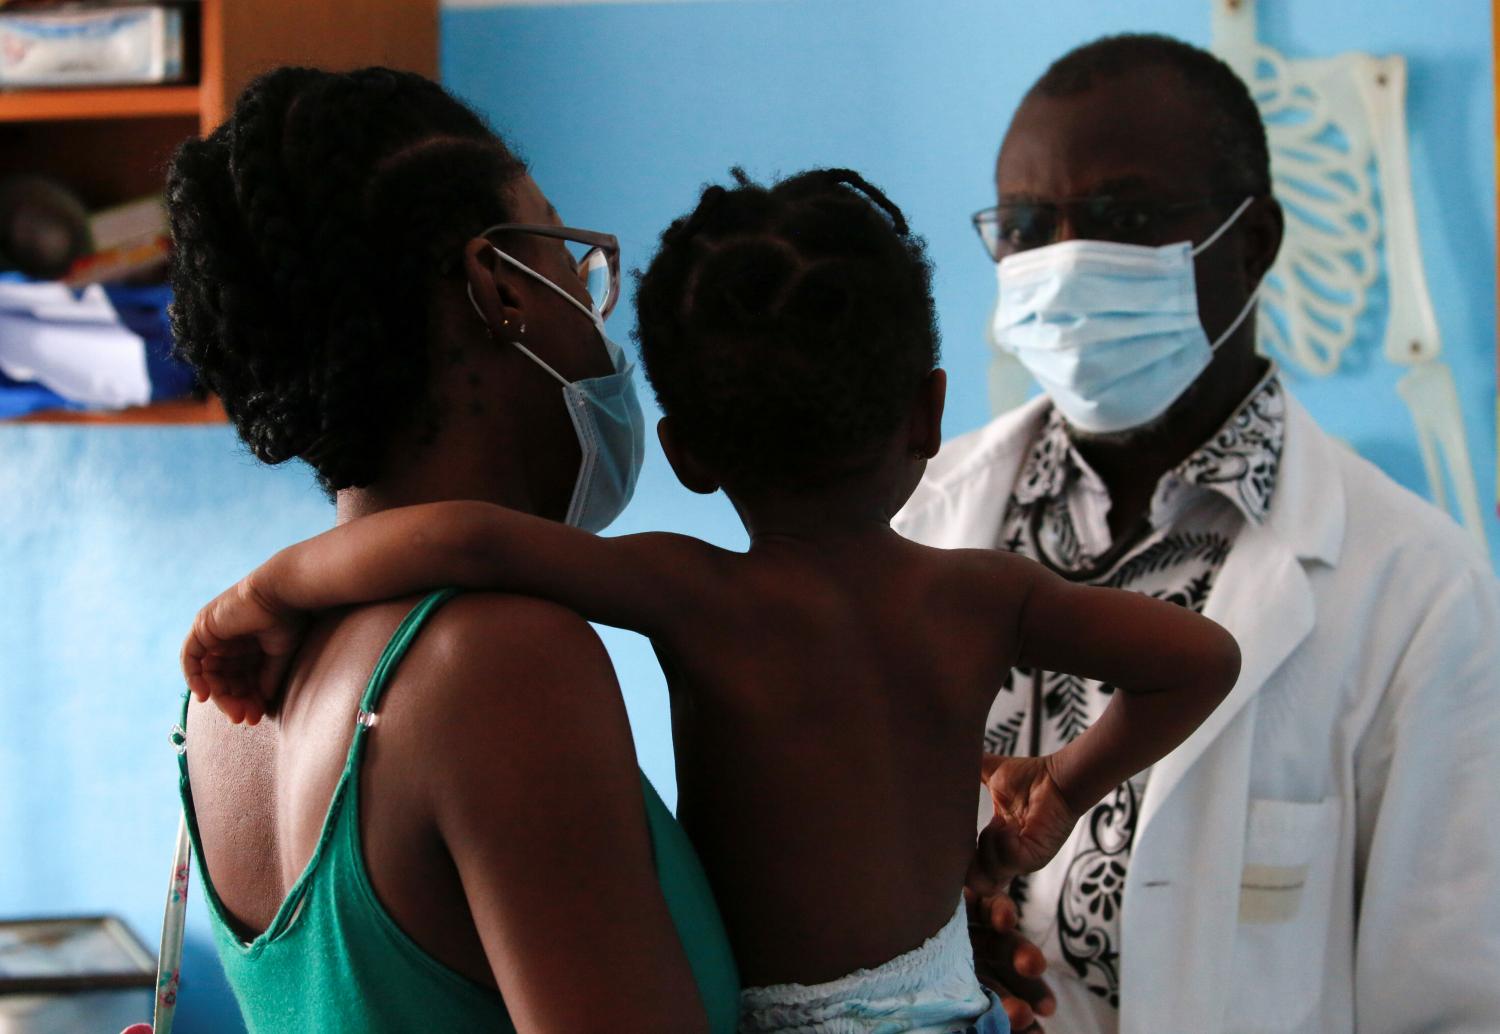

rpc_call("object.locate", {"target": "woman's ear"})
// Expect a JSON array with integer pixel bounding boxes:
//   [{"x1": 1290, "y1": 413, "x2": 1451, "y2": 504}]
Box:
[
  {"x1": 909, "y1": 368, "x2": 946, "y2": 460},
  {"x1": 462, "y1": 236, "x2": 525, "y2": 338},
  {"x1": 658, "y1": 417, "x2": 720, "y2": 495}
]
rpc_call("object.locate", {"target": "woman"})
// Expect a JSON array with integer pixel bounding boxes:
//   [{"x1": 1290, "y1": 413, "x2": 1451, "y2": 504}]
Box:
[{"x1": 168, "y1": 66, "x2": 738, "y2": 1032}]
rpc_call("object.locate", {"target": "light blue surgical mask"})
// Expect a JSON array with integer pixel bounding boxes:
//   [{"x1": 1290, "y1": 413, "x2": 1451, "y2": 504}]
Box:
[
  {"x1": 469, "y1": 249, "x2": 646, "y2": 533},
  {"x1": 991, "y1": 196, "x2": 1258, "y2": 433}
]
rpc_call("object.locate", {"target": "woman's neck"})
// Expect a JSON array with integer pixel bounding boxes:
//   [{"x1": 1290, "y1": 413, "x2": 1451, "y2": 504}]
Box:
[{"x1": 335, "y1": 434, "x2": 545, "y2": 525}]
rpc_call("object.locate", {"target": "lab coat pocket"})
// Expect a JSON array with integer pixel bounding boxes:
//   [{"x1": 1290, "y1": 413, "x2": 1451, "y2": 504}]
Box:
[{"x1": 1225, "y1": 797, "x2": 1339, "y2": 1034}]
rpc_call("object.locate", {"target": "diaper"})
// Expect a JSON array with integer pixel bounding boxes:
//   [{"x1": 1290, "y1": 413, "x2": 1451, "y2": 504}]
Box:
[{"x1": 738, "y1": 899, "x2": 1005, "y2": 1034}]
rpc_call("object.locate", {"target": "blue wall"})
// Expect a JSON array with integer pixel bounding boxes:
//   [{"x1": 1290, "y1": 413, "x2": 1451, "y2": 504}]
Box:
[
  {"x1": 2, "y1": 2, "x2": 1492, "y2": 1030},
  {"x1": 0, "y1": 428, "x2": 329, "y2": 1032}
]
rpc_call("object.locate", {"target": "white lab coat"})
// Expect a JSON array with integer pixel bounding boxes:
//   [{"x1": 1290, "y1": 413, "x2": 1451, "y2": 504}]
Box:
[{"x1": 895, "y1": 395, "x2": 1500, "y2": 1034}]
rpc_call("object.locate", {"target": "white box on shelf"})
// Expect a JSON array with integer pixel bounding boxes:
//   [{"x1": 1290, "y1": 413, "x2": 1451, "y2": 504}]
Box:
[{"x1": 0, "y1": 6, "x2": 186, "y2": 89}]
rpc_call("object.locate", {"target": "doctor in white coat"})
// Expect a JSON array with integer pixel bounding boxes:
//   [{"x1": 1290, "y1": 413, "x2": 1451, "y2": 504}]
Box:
[{"x1": 898, "y1": 34, "x2": 1500, "y2": 1034}]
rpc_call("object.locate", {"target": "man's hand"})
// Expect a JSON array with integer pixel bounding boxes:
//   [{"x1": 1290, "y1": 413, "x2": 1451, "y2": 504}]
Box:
[
  {"x1": 965, "y1": 752, "x2": 1091, "y2": 1032},
  {"x1": 966, "y1": 831, "x2": 1055, "y2": 1032},
  {"x1": 181, "y1": 575, "x2": 307, "y2": 724}
]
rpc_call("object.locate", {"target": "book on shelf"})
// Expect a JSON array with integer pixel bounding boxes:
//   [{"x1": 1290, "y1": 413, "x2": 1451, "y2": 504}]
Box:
[{"x1": 65, "y1": 194, "x2": 169, "y2": 286}]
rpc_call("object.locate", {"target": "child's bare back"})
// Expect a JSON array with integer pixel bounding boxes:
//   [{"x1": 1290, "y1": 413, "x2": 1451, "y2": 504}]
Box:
[
  {"x1": 611, "y1": 525, "x2": 1233, "y2": 987},
  {"x1": 660, "y1": 530, "x2": 1023, "y2": 985}
]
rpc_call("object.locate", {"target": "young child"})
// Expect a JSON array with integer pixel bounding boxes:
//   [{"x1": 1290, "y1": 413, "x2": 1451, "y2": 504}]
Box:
[{"x1": 184, "y1": 169, "x2": 1239, "y2": 1034}]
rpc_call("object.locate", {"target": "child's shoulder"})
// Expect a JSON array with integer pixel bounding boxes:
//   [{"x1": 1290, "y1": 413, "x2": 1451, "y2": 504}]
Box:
[
  {"x1": 924, "y1": 542, "x2": 1044, "y2": 582},
  {"x1": 915, "y1": 544, "x2": 1047, "y2": 612}
]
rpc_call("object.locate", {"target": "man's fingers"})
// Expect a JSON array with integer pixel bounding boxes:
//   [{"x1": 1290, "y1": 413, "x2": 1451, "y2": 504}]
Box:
[
  {"x1": 1011, "y1": 937, "x2": 1047, "y2": 981},
  {"x1": 978, "y1": 962, "x2": 1052, "y2": 1014},
  {"x1": 974, "y1": 925, "x2": 1053, "y2": 1013},
  {"x1": 965, "y1": 857, "x2": 997, "y2": 906},
  {"x1": 993, "y1": 947, "x2": 1052, "y2": 1011},
  {"x1": 995, "y1": 988, "x2": 1036, "y2": 1032},
  {"x1": 985, "y1": 891, "x2": 1018, "y2": 933}
]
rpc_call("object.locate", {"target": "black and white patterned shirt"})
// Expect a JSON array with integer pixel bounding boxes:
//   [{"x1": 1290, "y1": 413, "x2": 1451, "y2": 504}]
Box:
[{"x1": 991, "y1": 372, "x2": 1285, "y2": 1028}]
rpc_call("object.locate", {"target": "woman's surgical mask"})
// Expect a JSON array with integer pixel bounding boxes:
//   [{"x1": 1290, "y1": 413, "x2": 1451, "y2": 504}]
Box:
[
  {"x1": 469, "y1": 247, "x2": 646, "y2": 533},
  {"x1": 990, "y1": 196, "x2": 1258, "y2": 434}
]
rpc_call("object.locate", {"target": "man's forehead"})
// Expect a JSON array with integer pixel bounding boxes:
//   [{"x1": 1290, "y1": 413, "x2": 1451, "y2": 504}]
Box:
[{"x1": 995, "y1": 70, "x2": 1219, "y2": 199}]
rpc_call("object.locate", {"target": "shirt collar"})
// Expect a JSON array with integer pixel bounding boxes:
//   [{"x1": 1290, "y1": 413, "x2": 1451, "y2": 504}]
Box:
[
  {"x1": 1013, "y1": 370, "x2": 1286, "y2": 526},
  {"x1": 1166, "y1": 370, "x2": 1284, "y2": 525}
]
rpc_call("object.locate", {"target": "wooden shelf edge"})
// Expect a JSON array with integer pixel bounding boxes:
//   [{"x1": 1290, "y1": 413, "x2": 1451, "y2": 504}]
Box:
[
  {"x1": 7, "y1": 396, "x2": 227, "y2": 425},
  {"x1": 0, "y1": 84, "x2": 201, "y2": 124}
]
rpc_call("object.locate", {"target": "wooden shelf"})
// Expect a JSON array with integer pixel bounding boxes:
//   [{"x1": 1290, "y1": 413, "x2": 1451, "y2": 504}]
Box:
[
  {"x1": 9, "y1": 395, "x2": 226, "y2": 425},
  {"x1": 0, "y1": 0, "x2": 438, "y2": 424},
  {"x1": 0, "y1": 85, "x2": 201, "y2": 124}
]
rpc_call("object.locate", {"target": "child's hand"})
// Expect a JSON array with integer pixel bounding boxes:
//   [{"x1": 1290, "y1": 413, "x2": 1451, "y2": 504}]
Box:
[
  {"x1": 979, "y1": 754, "x2": 1086, "y2": 880},
  {"x1": 181, "y1": 577, "x2": 307, "y2": 725}
]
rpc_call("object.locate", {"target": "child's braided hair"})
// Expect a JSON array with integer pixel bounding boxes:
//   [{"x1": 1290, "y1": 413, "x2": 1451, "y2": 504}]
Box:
[{"x1": 633, "y1": 168, "x2": 940, "y2": 492}]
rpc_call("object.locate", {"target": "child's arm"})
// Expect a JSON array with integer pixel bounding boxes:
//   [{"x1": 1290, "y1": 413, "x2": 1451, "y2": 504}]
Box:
[
  {"x1": 962, "y1": 551, "x2": 1240, "y2": 881},
  {"x1": 1012, "y1": 559, "x2": 1241, "y2": 812},
  {"x1": 254, "y1": 500, "x2": 711, "y2": 633},
  {"x1": 183, "y1": 500, "x2": 717, "y2": 715}
]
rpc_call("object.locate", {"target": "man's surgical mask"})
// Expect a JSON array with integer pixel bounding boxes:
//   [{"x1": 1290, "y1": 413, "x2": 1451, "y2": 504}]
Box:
[
  {"x1": 470, "y1": 249, "x2": 646, "y2": 533},
  {"x1": 990, "y1": 196, "x2": 1259, "y2": 434}
]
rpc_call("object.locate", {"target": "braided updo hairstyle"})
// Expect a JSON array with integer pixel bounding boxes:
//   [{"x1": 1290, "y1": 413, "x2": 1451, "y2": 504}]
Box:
[
  {"x1": 168, "y1": 66, "x2": 527, "y2": 493},
  {"x1": 633, "y1": 168, "x2": 939, "y2": 493}
]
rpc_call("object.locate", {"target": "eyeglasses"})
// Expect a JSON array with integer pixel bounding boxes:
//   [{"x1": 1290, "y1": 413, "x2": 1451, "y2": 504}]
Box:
[
  {"x1": 481, "y1": 223, "x2": 622, "y2": 320},
  {"x1": 970, "y1": 195, "x2": 1245, "y2": 261}
]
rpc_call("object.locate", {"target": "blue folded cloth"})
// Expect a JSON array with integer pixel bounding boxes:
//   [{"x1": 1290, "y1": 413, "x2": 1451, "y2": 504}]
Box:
[
  {"x1": 0, "y1": 274, "x2": 197, "y2": 414},
  {"x1": 105, "y1": 282, "x2": 195, "y2": 402},
  {"x1": 0, "y1": 368, "x2": 79, "y2": 418}
]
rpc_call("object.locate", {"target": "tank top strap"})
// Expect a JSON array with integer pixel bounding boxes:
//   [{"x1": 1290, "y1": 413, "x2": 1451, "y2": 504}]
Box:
[{"x1": 342, "y1": 588, "x2": 461, "y2": 775}]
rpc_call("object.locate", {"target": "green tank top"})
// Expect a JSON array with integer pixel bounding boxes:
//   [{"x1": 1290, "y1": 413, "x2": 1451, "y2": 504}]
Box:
[{"x1": 179, "y1": 589, "x2": 740, "y2": 1033}]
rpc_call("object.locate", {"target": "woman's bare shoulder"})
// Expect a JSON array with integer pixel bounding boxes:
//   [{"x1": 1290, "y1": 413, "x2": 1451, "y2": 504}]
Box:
[
  {"x1": 408, "y1": 592, "x2": 615, "y2": 687},
  {"x1": 376, "y1": 591, "x2": 638, "y2": 800}
]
